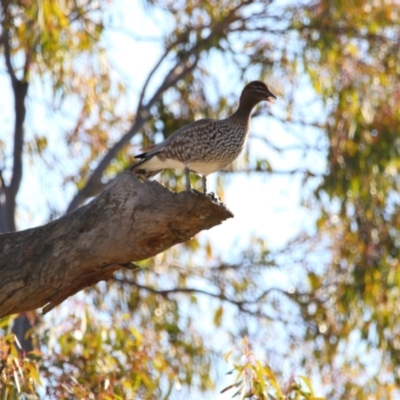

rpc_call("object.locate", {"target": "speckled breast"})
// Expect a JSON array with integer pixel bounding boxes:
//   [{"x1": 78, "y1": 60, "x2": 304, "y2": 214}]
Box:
[{"x1": 166, "y1": 118, "x2": 250, "y2": 168}]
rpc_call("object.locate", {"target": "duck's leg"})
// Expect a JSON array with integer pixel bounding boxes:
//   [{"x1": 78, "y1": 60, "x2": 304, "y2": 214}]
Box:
[
  {"x1": 202, "y1": 175, "x2": 219, "y2": 201},
  {"x1": 185, "y1": 167, "x2": 191, "y2": 191},
  {"x1": 185, "y1": 167, "x2": 205, "y2": 195},
  {"x1": 202, "y1": 175, "x2": 207, "y2": 194}
]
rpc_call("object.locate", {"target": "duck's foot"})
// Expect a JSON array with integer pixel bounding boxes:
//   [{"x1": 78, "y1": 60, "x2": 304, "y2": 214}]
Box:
[
  {"x1": 205, "y1": 192, "x2": 220, "y2": 202},
  {"x1": 187, "y1": 188, "x2": 220, "y2": 202},
  {"x1": 188, "y1": 188, "x2": 204, "y2": 196}
]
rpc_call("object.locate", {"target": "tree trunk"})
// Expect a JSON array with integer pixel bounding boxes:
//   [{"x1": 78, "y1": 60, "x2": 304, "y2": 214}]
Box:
[{"x1": 0, "y1": 173, "x2": 233, "y2": 318}]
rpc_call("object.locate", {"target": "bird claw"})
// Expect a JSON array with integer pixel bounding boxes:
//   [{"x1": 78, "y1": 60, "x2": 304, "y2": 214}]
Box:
[
  {"x1": 207, "y1": 192, "x2": 219, "y2": 202},
  {"x1": 188, "y1": 188, "x2": 204, "y2": 196},
  {"x1": 187, "y1": 188, "x2": 219, "y2": 202}
]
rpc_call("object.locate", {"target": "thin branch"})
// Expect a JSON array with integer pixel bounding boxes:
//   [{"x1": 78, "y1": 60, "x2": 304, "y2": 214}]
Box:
[
  {"x1": 0, "y1": 6, "x2": 29, "y2": 232},
  {"x1": 116, "y1": 276, "x2": 242, "y2": 303},
  {"x1": 0, "y1": 169, "x2": 6, "y2": 190},
  {"x1": 8, "y1": 83, "x2": 28, "y2": 196},
  {"x1": 113, "y1": 276, "x2": 289, "y2": 319},
  {"x1": 220, "y1": 168, "x2": 323, "y2": 177},
  {"x1": 144, "y1": 52, "x2": 200, "y2": 113},
  {"x1": 249, "y1": 134, "x2": 325, "y2": 153},
  {"x1": 68, "y1": 2, "x2": 103, "y2": 23},
  {"x1": 0, "y1": 22, "x2": 16, "y2": 83},
  {"x1": 105, "y1": 25, "x2": 161, "y2": 42},
  {"x1": 137, "y1": 43, "x2": 178, "y2": 112},
  {"x1": 23, "y1": 48, "x2": 32, "y2": 81}
]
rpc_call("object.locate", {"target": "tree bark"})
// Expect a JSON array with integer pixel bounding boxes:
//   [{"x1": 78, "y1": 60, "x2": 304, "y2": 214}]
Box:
[{"x1": 0, "y1": 173, "x2": 233, "y2": 319}]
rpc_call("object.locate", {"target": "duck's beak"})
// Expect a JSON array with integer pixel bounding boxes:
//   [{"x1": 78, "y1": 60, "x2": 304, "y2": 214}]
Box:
[{"x1": 266, "y1": 91, "x2": 277, "y2": 102}]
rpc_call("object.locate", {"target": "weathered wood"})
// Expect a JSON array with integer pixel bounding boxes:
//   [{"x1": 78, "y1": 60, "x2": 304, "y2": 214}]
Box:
[{"x1": 0, "y1": 173, "x2": 233, "y2": 318}]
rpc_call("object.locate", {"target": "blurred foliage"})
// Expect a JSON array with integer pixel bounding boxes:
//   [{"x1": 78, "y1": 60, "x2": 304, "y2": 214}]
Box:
[
  {"x1": 297, "y1": 1, "x2": 400, "y2": 398},
  {"x1": 221, "y1": 339, "x2": 324, "y2": 400},
  {"x1": 38, "y1": 308, "x2": 212, "y2": 399},
  {"x1": 0, "y1": 317, "x2": 41, "y2": 399},
  {"x1": 1, "y1": 0, "x2": 400, "y2": 398}
]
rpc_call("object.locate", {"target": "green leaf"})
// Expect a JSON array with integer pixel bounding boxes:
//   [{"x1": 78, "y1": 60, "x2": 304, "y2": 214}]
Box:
[{"x1": 213, "y1": 306, "x2": 223, "y2": 327}]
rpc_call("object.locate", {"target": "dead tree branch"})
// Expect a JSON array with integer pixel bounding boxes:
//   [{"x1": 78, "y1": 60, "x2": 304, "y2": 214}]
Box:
[{"x1": 0, "y1": 173, "x2": 233, "y2": 318}]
